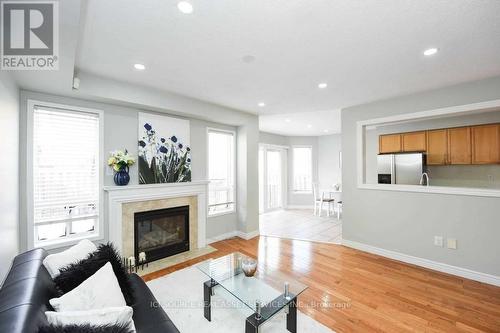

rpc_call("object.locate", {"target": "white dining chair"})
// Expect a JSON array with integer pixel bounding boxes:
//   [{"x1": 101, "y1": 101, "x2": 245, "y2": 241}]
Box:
[{"x1": 313, "y1": 183, "x2": 334, "y2": 217}]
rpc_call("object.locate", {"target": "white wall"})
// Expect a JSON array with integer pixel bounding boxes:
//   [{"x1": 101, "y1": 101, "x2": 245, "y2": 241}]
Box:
[
  {"x1": 19, "y1": 90, "x2": 258, "y2": 251},
  {"x1": 342, "y1": 76, "x2": 500, "y2": 278},
  {"x1": 0, "y1": 74, "x2": 20, "y2": 282}
]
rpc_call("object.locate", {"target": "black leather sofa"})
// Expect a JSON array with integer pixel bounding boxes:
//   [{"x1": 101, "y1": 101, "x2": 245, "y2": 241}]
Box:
[{"x1": 0, "y1": 248, "x2": 180, "y2": 333}]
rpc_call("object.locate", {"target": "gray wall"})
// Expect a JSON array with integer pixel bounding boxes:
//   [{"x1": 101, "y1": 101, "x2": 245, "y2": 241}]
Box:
[
  {"x1": 0, "y1": 74, "x2": 20, "y2": 282},
  {"x1": 19, "y1": 91, "x2": 256, "y2": 250},
  {"x1": 342, "y1": 76, "x2": 500, "y2": 277},
  {"x1": 318, "y1": 134, "x2": 342, "y2": 188},
  {"x1": 365, "y1": 110, "x2": 500, "y2": 187}
]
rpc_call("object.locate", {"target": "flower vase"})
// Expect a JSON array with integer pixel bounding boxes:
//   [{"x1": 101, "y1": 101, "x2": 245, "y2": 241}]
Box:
[{"x1": 114, "y1": 166, "x2": 130, "y2": 186}]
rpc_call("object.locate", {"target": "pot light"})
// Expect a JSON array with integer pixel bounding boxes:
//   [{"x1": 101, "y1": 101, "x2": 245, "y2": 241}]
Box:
[
  {"x1": 258, "y1": 102, "x2": 266, "y2": 107},
  {"x1": 177, "y1": 1, "x2": 193, "y2": 14},
  {"x1": 318, "y1": 82, "x2": 328, "y2": 89},
  {"x1": 423, "y1": 48, "x2": 438, "y2": 56},
  {"x1": 285, "y1": 118, "x2": 291, "y2": 123},
  {"x1": 307, "y1": 124, "x2": 312, "y2": 129},
  {"x1": 323, "y1": 129, "x2": 329, "y2": 133},
  {"x1": 134, "y1": 63, "x2": 146, "y2": 70}
]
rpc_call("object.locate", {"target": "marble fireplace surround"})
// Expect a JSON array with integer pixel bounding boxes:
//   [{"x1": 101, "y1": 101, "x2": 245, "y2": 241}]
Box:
[{"x1": 103, "y1": 181, "x2": 209, "y2": 260}]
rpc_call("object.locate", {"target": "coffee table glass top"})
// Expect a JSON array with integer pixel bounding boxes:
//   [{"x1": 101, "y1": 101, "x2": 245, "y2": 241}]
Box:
[{"x1": 196, "y1": 252, "x2": 308, "y2": 314}]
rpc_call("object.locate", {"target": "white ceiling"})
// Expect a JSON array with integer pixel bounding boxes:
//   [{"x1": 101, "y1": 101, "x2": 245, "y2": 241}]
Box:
[
  {"x1": 13, "y1": 0, "x2": 500, "y2": 136},
  {"x1": 259, "y1": 109, "x2": 341, "y2": 137}
]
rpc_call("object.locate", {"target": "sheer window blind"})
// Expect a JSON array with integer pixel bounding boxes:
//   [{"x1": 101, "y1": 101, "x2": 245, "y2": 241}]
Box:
[
  {"x1": 33, "y1": 106, "x2": 100, "y2": 244},
  {"x1": 208, "y1": 130, "x2": 235, "y2": 215}
]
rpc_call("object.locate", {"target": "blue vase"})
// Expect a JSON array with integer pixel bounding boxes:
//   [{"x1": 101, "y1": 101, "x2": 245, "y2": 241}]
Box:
[{"x1": 114, "y1": 166, "x2": 130, "y2": 186}]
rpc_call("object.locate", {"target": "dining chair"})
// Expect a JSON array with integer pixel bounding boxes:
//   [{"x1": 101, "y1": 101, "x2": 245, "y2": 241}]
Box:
[{"x1": 313, "y1": 183, "x2": 335, "y2": 217}]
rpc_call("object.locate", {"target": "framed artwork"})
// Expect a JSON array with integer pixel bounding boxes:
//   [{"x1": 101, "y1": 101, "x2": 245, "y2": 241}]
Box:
[{"x1": 138, "y1": 113, "x2": 191, "y2": 184}]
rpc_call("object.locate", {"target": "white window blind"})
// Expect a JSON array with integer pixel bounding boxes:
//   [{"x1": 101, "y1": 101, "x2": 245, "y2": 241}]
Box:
[
  {"x1": 293, "y1": 147, "x2": 312, "y2": 192},
  {"x1": 208, "y1": 130, "x2": 235, "y2": 215},
  {"x1": 32, "y1": 106, "x2": 100, "y2": 245}
]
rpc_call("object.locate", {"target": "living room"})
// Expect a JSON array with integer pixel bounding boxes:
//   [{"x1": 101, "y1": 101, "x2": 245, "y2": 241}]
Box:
[{"x1": 1, "y1": 1, "x2": 500, "y2": 333}]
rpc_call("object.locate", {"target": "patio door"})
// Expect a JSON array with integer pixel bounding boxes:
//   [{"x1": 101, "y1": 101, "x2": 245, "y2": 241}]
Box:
[{"x1": 259, "y1": 145, "x2": 287, "y2": 213}]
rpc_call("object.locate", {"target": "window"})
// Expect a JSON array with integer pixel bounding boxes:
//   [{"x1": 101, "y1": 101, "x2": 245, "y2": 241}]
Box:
[
  {"x1": 30, "y1": 103, "x2": 101, "y2": 247},
  {"x1": 208, "y1": 129, "x2": 235, "y2": 215},
  {"x1": 293, "y1": 146, "x2": 312, "y2": 192}
]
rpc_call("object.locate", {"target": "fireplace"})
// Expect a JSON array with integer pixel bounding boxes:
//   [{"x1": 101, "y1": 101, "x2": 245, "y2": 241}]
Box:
[{"x1": 134, "y1": 205, "x2": 190, "y2": 264}]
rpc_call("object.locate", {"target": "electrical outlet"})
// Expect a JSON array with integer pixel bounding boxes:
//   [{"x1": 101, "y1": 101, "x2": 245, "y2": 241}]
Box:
[
  {"x1": 447, "y1": 238, "x2": 457, "y2": 250},
  {"x1": 434, "y1": 236, "x2": 443, "y2": 247}
]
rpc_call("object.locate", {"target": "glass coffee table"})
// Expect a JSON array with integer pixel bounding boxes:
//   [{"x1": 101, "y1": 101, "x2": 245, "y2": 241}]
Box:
[{"x1": 196, "y1": 252, "x2": 308, "y2": 333}]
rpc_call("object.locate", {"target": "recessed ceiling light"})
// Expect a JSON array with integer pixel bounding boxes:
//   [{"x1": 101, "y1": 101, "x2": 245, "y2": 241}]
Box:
[
  {"x1": 318, "y1": 82, "x2": 328, "y2": 89},
  {"x1": 242, "y1": 55, "x2": 256, "y2": 64},
  {"x1": 258, "y1": 102, "x2": 266, "y2": 107},
  {"x1": 285, "y1": 118, "x2": 291, "y2": 123},
  {"x1": 134, "y1": 63, "x2": 146, "y2": 70},
  {"x1": 177, "y1": 1, "x2": 193, "y2": 14},
  {"x1": 423, "y1": 48, "x2": 438, "y2": 56},
  {"x1": 307, "y1": 124, "x2": 312, "y2": 128},
  {"x1": 323, "y1": 129, "x2": 329, "y2": 133}
]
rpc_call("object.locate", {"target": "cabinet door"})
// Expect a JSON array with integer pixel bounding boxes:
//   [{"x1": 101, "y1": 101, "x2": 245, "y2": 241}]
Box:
[
  {"x1": 426, "y1": 129, "x2": 448, "y2": 165},
  {"x1": 471, "y1": 124, "x2": 500, "y2": 164},
  {"x1": 379, "y1": 134, "x2": 401, "y2": 153},
  {"x1": 448, "y1": 127, "x2": 471, "y2": 165},
  {"x1": 402, "y1": 131, "x2": 426, "y2": 152}
]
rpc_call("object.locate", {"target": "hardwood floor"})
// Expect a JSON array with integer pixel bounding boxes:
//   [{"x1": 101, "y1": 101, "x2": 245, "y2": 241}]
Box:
[{"x1": 142, "y1": 236, "x2": 500, "y2": 333}]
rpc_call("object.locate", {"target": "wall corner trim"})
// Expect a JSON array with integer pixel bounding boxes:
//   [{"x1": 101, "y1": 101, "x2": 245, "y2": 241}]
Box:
[{"x1": 342, "y1": 239, "x2": 500, "y2": 287}]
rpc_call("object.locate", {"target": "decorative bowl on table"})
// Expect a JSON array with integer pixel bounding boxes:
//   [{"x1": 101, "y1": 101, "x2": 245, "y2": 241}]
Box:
[{"x1": 241, "y1": 258, "x2": 257, "y2": 277}]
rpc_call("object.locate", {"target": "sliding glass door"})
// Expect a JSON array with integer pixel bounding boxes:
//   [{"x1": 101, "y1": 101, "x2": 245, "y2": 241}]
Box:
[{"x1": 259, "y1": 146, "x2": 287, "y2": 213}]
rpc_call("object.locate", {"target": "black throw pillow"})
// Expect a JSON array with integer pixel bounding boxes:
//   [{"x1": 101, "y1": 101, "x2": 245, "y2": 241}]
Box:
[
  {"x1": 54, "y1": 243, "x2": 134, "y2": 305},
  {"x1": 39, "y1": 323, "x2": 133, "y2": 333}
]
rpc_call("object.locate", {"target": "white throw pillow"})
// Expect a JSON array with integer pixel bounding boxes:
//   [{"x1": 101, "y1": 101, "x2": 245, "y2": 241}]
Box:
[
  {"x1": 50, "y1": 262, "x2": 126, "y2": 312},
  {"x1": 43, "y1": 239, "x2": 97, "y2": 278},
  {"x1": 46, "y1": 306, "x2": 136, "y2": 332}
]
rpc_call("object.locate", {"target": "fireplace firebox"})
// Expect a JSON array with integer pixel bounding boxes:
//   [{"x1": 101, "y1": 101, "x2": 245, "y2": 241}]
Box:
[{"x1": 134, "y1": 205, "x2": 190, "y2": 264}]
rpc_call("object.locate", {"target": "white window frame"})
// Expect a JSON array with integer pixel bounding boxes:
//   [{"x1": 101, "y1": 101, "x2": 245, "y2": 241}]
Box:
[
  {"x1": 26, "y1": 99, "x2": 104, "y2": 250},
  {"x1": 292, "y1": 145, "x2": 313, "y2": 193},
  {"x1": 206, "y1": 127, "x2": 236, "y2": 217}
]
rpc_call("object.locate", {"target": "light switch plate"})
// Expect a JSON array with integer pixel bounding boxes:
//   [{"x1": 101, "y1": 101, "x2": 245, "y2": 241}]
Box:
[
  {"x1": 434, "y1": 236, "x2": 443, "y2": 247},
  {"x1": 447, "y1": 238, "x2": 457, "y2": 250}
]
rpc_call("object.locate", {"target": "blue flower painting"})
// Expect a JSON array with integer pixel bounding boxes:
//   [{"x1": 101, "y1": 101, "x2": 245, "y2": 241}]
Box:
[{"x1": 138, "y1": 113, "x2": 191, "y2": 184}]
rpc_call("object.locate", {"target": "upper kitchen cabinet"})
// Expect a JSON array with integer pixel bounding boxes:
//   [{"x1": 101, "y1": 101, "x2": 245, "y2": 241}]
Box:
[
  {"x1": 426, "y1": 129, "x2": 448, "y2": 165},
  {"x1": 448, "y1": 127, "x2": 472, "y2": 165},
  {"x1": 471, "y1": 124, "x2": 500, "y2": 164},
  {"x1": 402, "y1": 131, "x2": 426, "y2": 152},
  {"x1": 379, "y1": 134, "x2": 402, "y2": 153}
]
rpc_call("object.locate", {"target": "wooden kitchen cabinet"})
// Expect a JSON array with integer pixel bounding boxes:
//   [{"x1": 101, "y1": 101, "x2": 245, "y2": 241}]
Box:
[
  {"x1": 379, "y1": 134, "x2": 402, "y2": 153},
  {"x1": 471, "y1": 124, "x2": 500, "y2": 164},
  {"x1": 426, "y1": 129, "x2": 448, "y2": 165},
  {"x1": 402, "y1": 131, "x2": 426, "y2": 152},
  {"x1": 447, "y1": 127, "x2": 472, "y2": 165}
]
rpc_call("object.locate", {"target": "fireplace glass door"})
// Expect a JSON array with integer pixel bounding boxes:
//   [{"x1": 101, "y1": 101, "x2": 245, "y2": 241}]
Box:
[{"x1": 134, "y1": 205, "x2": 190, "y2": 264}]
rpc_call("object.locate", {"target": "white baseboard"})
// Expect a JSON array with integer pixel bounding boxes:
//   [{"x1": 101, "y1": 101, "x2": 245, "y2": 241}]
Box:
[
  {"x1": 206, "y1": 230, "x2": 260, "y2": 244},
  {"x1": 206, "y1": 231, "x2": 237, "y2": 244},
  {"x1": 286, "y1": 205, "x2": 313, "y2": 209},
  {"x1": 236, "y1": 230, "x2": 259, "y2": 240},
  {"x1": 342, "y1": 239, "x2": 500, "y2": 287}
]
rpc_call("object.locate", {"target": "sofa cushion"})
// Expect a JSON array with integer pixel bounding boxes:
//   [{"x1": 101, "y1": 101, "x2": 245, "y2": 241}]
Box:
[
  {"x1": 54, "y1": 243, "x2": 134, "y2": 305},
  {"x1": 39, "y1": 323, "x2": 133, "y2": 333},
  {"x1": 43, "y1": 240, "x2": 97, "y2": 278}
]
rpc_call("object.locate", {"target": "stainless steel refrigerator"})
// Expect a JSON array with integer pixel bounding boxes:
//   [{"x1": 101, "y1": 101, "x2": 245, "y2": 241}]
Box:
[{"x1": 377, "y1": 153, "x2": 426, "y2": 185}]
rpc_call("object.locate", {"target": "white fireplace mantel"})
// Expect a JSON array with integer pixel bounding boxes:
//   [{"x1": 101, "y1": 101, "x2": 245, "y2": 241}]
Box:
[{"x1": 104, "y1": 181, "x2": 209, "y2": 253}]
